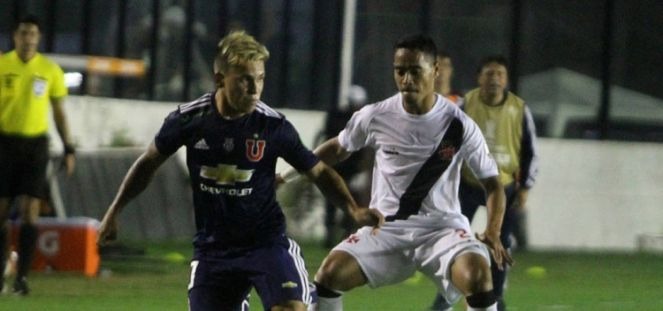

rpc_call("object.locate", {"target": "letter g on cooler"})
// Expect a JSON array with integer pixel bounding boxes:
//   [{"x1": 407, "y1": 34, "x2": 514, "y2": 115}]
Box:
[{"x1": 38, "y1": 230, "x2": 61, "y2": 257}]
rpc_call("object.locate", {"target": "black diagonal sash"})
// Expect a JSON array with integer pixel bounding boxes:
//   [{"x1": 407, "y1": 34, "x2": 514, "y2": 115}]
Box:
[{"x1": 386, "y1": 118, "x2": 464, "y2": 221}]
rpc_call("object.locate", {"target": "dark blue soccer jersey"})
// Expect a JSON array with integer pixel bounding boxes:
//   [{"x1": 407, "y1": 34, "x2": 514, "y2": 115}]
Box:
[{"x1": 154, "y1": 93, "x2": 319, "y2": 256}]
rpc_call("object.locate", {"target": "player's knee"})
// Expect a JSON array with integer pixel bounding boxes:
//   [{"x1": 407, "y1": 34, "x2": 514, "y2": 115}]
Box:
[
  {"x1": 450, "y1": 252, "x2": 492, "y2": 295},
  {"x1": 18, "y1": 197, "x2": 41, "y2": 224},
  {"x1": 314, "y1": 260, "x2": 342, "y2": 290}
]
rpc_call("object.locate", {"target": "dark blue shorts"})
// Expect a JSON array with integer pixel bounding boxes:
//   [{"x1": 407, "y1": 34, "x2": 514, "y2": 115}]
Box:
[{"x1": 187, "y1": 235, "x2": 313, "y2": 311}]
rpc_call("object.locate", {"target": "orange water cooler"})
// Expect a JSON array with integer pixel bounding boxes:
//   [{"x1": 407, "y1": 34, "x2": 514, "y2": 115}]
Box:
[{"x1": 10, "y1": 217, "x2": 100, "y2": 277}]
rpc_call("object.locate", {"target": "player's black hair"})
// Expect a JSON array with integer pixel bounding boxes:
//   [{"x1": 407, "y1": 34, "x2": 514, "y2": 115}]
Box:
[
  {"x1": 13, "y1": 15, "x2": 41, "y2": 32},
  {"x1": 394, "y1": 34, "x2": 437, "y2": 63},
  {"x1": 476, "y1": 55, "x2": 509, "y2": 74}
]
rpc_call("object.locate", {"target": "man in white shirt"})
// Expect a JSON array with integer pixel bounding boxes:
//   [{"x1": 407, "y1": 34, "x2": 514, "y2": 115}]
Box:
[{"x1": 281, "y1": 34, "x2": 512, "y2": 311}]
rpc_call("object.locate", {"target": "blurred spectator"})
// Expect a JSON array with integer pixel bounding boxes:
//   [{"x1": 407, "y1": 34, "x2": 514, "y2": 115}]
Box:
[
  {"x1": 434, "y1": 51, "x2": 462, "y2": 104},
  {"x1": 123, "y1": 0, "x2": 213, "y2": 100},
  {"x1": 430, "y1": 55, "x2": 538, "y2": 311}
]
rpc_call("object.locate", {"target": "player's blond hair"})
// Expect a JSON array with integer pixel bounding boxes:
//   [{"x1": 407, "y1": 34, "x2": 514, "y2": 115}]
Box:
[{"x1": 214, "y1": 30, "x2": 270, "y2": 73}]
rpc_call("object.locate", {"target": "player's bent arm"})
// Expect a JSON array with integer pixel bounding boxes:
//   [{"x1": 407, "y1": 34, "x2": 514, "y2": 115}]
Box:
[
  {"x1": 98, "y1": 142, "x2": 169, "y2": 245},
  {"x1": 304, "y1": 161, "x2": 358, "y2": 213},
  {"x1": 481, "y1": 176, "x2": 506, "y2": 238},
  {"x1": 279, "y1": 137, "x2": 352, "y2": 183},
  {"x1": 312, "y1": 137, "x2": 352, "y2": 167},
  {"x1": 304, "y1": 161, "x2": 383, "y2": 229},
  {"x1": 478, "y1": 175, "x2": 513, "y2": 268}
]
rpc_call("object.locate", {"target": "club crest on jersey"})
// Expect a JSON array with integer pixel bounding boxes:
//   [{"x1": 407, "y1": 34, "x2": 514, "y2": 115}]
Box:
[
  {"x1": 438, "y1": 141, "x2": 456, "y2": 161},
  {"x1": 245, "y1": 139, "x2": 266, "y2": 162},
  {"x1": 223, "y1": 138, "x2": 234, "y2": 152}
]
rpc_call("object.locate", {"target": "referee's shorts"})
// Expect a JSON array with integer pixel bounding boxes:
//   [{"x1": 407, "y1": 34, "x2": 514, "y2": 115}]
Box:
[{"x1": 0, "y1": 134, "x2": 50, "y2": 199}]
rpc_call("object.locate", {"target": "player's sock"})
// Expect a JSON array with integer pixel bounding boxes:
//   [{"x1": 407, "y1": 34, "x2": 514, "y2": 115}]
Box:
[
  {"x1": 0, "y1": 224, "x2": 7, "y2": 276},
  {"x1": 467, "y1": 304, "x2": 497, "y2": 311},
  {"x1": 0, "y1": 225, "x2": 7, "y2": 289},
  {"x1": 466, "y1": 290, "x2": 497, "y2": 311},
  {"x1": 16, "y1": 223, "x2": 37, "y2": 279},
  {"x1": 315, "y1": 282, "x2": 342, "y2": 311}
]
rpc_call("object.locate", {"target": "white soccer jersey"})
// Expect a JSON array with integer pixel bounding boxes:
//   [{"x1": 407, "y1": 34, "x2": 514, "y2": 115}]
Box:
[{"x1": 338, "y1": 93, "x2": 498, "y2": 229}]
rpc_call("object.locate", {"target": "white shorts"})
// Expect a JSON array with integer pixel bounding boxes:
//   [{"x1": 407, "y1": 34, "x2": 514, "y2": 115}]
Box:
[{"x1": 333, "y1": 222, "x2": 490, "y2": 303}]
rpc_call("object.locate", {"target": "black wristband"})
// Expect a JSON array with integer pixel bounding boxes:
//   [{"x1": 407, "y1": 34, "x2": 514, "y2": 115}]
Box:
[{"x1": 64, "y1": 144, "x2": 76, "y2": 155}]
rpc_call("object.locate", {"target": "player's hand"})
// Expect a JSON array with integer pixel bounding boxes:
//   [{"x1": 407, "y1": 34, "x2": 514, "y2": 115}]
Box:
[
  {"x1": 350, "y1": 208, "x2": 384, "y2": 234},
  {"x1": 97, "y1": 214, "x2": 119, "y2": 246},
  {"x1": 476, "y1": 231, "x2": 514, "y2": 270}
]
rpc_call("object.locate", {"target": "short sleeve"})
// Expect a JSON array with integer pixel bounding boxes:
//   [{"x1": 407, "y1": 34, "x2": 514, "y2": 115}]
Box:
[
  {"x1": 337, "y1": 106, "x2": 372, "y2": 152},
  {"x1": 49, "y1": 64, "x2": 68, "y2": 99},
  {"x1": 154, "y1": 110, "x2": 186, "y2": 155},
  {"x1": 461, "y1": 117, "x2": 498, "y2": 179},
  {"x1": 278, "y1": 119, "x2": 319, "y2": 171}
]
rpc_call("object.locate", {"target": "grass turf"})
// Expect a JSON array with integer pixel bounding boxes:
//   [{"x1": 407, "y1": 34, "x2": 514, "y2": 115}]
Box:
[{"x1": 1, "y1": 241, "x2": 662, "y2": 310}]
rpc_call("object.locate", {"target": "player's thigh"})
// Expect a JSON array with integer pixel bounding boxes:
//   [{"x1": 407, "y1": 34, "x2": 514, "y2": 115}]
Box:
[
  {"x1": 449, "y1": 251, "x2": 492, "y2": 295},
  {"x1": 0, "y1": 135, "x2": 18, "y2": 201},
  {"x1": 251, "y1": 237, "x2": 314, "y2": 310},
  {"x1": 315, "y1": 249, "x2": 366, "y2": 290},
  {"x1": 187, "y1": 260, "x2": 252, "y2": 311},
  {"x1": 326, "y1": 226, "x2": 416, "y2": 289}
]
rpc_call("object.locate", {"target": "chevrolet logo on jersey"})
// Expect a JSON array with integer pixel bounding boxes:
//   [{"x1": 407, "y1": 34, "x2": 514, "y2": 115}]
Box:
[{"x1": 200, "y1": 164, "x2": 254, "y2": 185}]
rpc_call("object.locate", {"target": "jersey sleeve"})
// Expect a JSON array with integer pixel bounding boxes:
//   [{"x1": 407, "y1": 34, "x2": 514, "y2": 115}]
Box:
[
  {"x1": 337, "y1": 105, "x2": 372, "y2": 152},
  {"x1": 461, "y1": 116, "x2": 498, "y2": 179},
  {"x1": 154, "y1": 110, "x2": 186, "y2": 156},
  {"x1": 49, "y1": 64, "x2": 68, "y2": 99},
  {"x1": 519, "y1": 105, "x2": 539, "y2": 188},
  {"x1": 278, "y1": 119, "x2": 319, "y2": 172}
]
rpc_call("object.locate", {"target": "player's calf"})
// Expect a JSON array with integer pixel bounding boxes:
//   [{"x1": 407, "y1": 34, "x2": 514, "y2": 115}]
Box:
[{"x1": 450, "y1": 252, "x2": 497, "y2": 310}]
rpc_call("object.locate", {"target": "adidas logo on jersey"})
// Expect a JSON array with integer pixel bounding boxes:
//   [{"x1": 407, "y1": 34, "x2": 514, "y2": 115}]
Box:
[{"x1": 194, "y1": 139, "x2": 210, "y2": 150}]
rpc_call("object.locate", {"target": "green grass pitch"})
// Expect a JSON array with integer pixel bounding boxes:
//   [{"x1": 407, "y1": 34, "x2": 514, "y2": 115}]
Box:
[{"x1": 1, "y1": 241, "x2": 662, "y2": 310}]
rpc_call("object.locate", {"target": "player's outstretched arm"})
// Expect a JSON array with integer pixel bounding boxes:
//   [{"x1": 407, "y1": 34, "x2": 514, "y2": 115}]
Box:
[
  {"x1": 312, "y1": 137, "x2": 352, "y2": 167},
  {"x1": 477, "y1": 176, "x2": 514, "y2": 269},
  {"x1": 97, "y1": 142, "x2": 170, "y2": 246},
  {"x1": 277, "y1": 137, "x2": 352, "y2": 185}
]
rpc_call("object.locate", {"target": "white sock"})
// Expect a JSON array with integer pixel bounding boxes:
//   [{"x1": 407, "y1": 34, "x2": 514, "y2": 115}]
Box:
[
  {"x1": 467, "y1": 302, "x2": 497, "y2": 311},
  {"x1": 317, "y1": 296, "x2": 343, "y2": 311}
]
